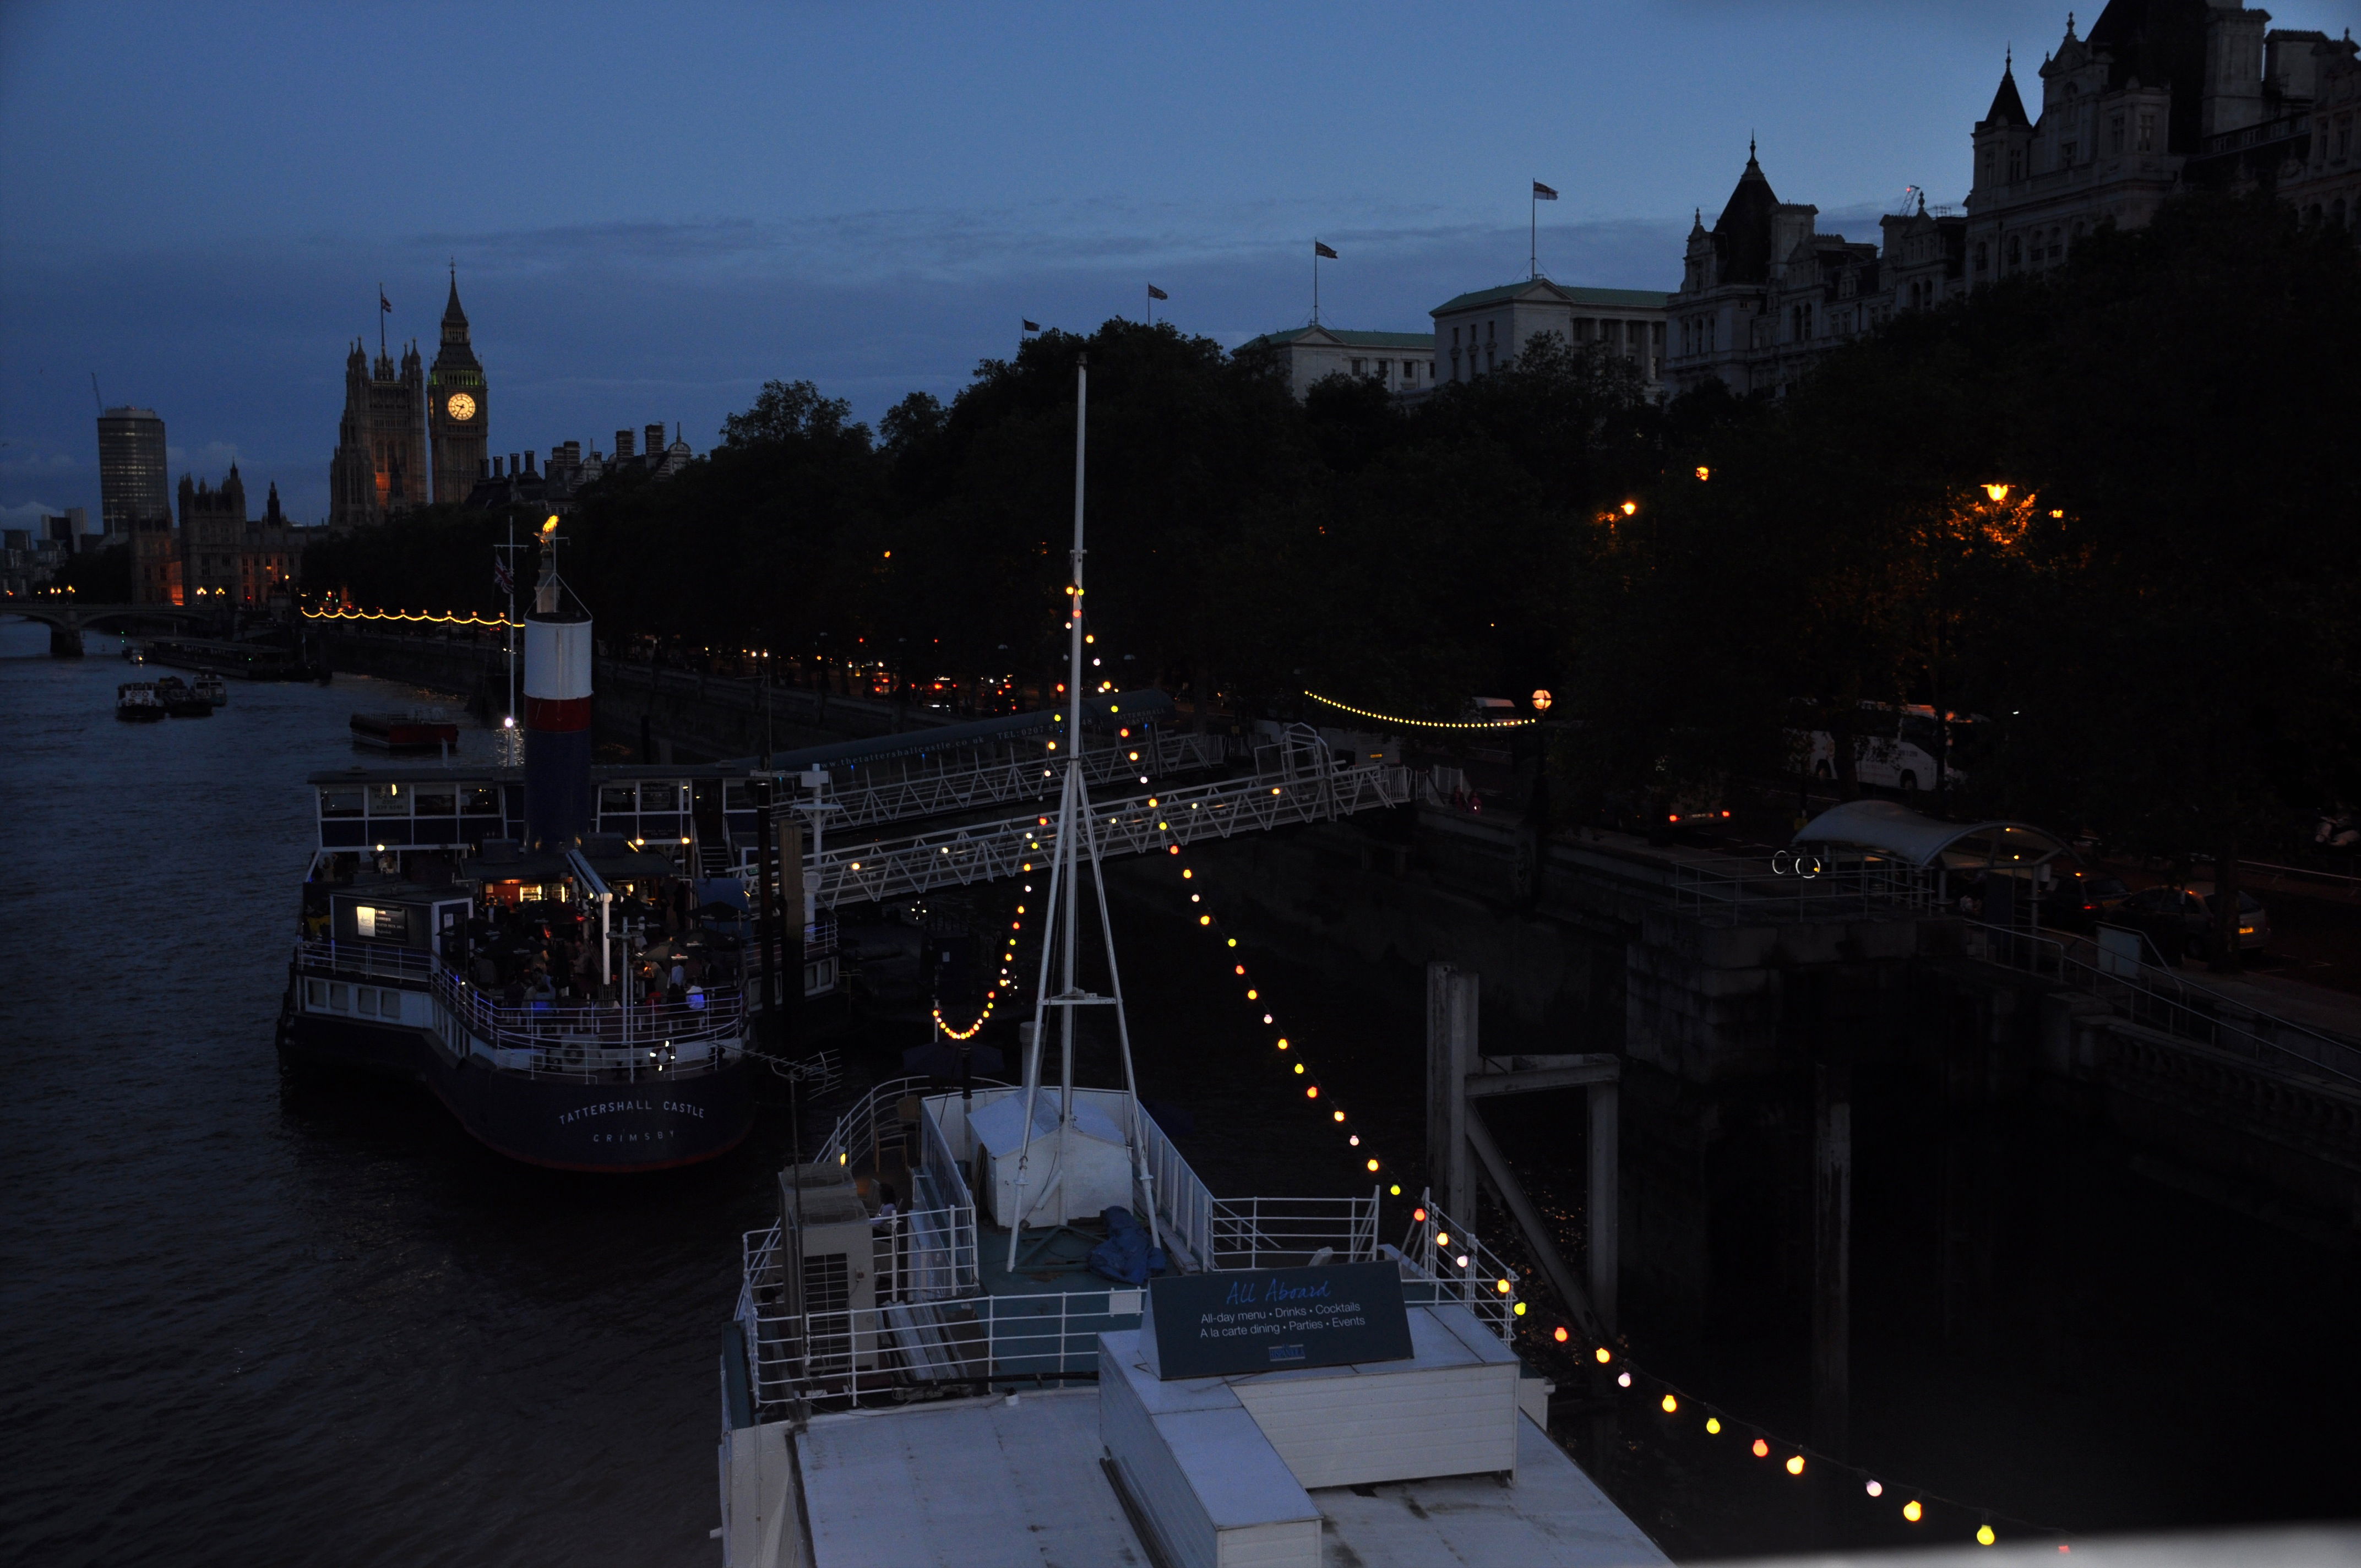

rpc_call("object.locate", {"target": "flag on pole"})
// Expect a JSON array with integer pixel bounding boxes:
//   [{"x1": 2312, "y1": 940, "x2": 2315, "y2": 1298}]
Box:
[
  {"x1": 493, "y1": 557, "x2": 513, "y2": 596},
  {"x1": 1532, "y1": 181, "x2": 1559, "y2": 200},
  {"x1": 1022, "y1": 319, "x2": 1041, "y2": 332},
  {"x1": 1146, "y1": 284, "x2": 1169, "y2": 301},
  {"x1": 1314, "y1": 241, "x2": 1338, "y2": 259},
  {"x1": 380, "y1": 289, "x2": 393, "y2": 312}
]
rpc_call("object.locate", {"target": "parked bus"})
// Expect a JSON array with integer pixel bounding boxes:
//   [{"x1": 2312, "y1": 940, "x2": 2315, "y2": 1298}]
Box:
[{"x1": 1802, "y1": 702, "x2": 1979, "y2": 797}]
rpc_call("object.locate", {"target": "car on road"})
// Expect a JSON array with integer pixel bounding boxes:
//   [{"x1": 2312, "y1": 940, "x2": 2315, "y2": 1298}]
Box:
[
  {"x1": 2118, "y1": 883, "x2": 2271, "y2": 960},
  {"x1": 2041, "y1": 868, "x2": 2132, "y2": 932}
]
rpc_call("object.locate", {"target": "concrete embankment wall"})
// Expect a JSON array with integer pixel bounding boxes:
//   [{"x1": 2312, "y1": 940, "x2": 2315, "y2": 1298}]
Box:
[
  {"x1": 1139, "y1": 804, "x2": 2361, "y2": 1324},
  {"x1": 317, "y1": 628, "x2": 953, "y2": 761}
]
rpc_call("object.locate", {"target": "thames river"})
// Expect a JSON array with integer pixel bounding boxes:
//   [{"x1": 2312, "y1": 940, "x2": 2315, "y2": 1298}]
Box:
[{"x1": 6, "y1": 614, "x2": 2358, "y2": 1565}]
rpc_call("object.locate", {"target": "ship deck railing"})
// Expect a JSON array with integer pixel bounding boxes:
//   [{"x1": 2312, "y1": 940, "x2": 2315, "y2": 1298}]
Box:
[
  {"x1": 730, "y1": 1190, "x2": 1516, "y2": 1416},
  {"x1": 295, "y1": 939, "x2": 747, "y2": 1080}
]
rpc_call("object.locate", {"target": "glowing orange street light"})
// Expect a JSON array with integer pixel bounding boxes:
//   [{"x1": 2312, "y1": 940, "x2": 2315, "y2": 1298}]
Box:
[
  {"x1": 1983, "y1": 483, "x2": 2011, "y2": 503},
  {"x1": 1620, "y1": 500, "x2": 1638, "y2": 516},
  {"x1": 1531, "y1": 689, "x2": 1553, "y2": 713}
]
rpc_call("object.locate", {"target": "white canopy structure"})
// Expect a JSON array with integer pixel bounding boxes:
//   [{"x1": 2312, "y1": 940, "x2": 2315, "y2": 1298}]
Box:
[{"x1": 1794, "y1": 799, "x2": 2074, "y2": 870}]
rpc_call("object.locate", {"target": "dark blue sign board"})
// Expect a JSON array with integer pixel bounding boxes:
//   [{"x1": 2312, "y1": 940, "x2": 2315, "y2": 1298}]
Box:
[{"x1": 1144, "y1": 1262, "x2": 1413, "y2": 1379}]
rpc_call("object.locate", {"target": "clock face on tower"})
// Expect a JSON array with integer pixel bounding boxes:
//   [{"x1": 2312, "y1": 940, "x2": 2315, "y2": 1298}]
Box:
[{"x1": 445, "y1": 392, "x2": 477, "y2": 421}]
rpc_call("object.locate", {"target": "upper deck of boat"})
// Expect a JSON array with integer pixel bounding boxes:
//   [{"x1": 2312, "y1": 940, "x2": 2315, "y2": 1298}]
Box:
[{"x1": 796, "y1": 1385, "x2": 1669, "y2": 1568}]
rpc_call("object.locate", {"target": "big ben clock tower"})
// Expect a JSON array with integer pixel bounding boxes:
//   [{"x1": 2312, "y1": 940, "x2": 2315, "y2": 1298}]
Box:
[{"x1": 427, "y1": 266, "x2": 488, "y2": 504}]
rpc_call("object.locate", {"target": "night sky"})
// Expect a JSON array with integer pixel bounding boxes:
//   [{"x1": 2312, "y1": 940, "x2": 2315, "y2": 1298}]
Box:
[{"x1": 8, "y1": 0, "x2": 2338, "y2": 528}]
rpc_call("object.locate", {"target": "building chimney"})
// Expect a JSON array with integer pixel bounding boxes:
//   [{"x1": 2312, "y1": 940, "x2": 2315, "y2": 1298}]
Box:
[
  {"x1": 479, "y1": 458, "x2": 492, "y2": 479},
  {"x1": 645, "y1": 423, "x2": 665, "y2": 456},
  {"x1": 493, "y1": 456, "x2": 504, "y2": 478},
  {"x1": 614, "y1": 429, "x2": 635, "y2": 460}
]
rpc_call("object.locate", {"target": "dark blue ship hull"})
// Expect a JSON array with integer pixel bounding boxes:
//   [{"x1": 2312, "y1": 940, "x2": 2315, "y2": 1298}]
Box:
[{"x1": 276, "y1": 988, "x2": 755, "y2": 1172}]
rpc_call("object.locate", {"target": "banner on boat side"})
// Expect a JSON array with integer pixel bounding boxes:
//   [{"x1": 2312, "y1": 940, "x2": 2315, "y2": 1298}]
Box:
[{"x1": 1141, "y1": 1262, "x2": 1411, "y2": 1380}]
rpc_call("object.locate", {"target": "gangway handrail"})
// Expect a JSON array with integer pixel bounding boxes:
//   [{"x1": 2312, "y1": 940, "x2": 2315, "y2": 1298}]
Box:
[
  {"x1": 1960, "y1": 920, "x2": 2361, "y2": 1086},
  {"x1": 811, "y1": 759, "x2": 1413, "y2": 908},
  {"x1": 813, "y1": 731, "x2": 1226, "y2": 831}
]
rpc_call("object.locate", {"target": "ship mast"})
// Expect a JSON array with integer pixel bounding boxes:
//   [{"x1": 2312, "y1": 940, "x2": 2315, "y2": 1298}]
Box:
[{"x1": 1005, "y1": 352, "x2": 1159, "y2": 1270}]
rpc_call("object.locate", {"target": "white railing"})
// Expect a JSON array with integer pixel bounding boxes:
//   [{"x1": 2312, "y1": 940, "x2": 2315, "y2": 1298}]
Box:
[
  {"x1": 293, "y1": 939, "x2": 747, "y2": 1082},
  {"x1": 1209, "y1": 1194, "x2": 1381, "y2": 1272},
  {"x1": 812, "y1": 759, "x2": 1414, "y2": 908},
  {"x1": 1395, "y1": 1193, "x2": 1522, "y2": 1342},
  {"x1": 736, "y1": 1276, "x2": 1148, "y2": 1412},
  {"x1": 1961, "y1": 922, "x2": 2361, "y2": 1086},
  {"x1": 1131, "y1": 1101, "x2": 1215, "y2": 1273},
  {"x1": 819, "y1": 732, "x2": 1226, "y2": 830},
  {"x1": 1673, "y1": 858, "x2": 1933, "y2": 923}
]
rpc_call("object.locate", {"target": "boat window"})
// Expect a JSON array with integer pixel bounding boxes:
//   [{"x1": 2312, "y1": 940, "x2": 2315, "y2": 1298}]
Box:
[
  {"x1": 723, "y1": 782, "x2": 750, "y2": 810},
  {"x1": 643, "y1": 783, "x2": 686, "y2": 813},
  {"x1": 599, "y1": 785, "x2": 639, "y2": 814},
  {"x1": 329, "y1": 983, "x2": 349, "y2": 1011},
  {"x1": 319, "y1": 788, "x2": 363, "y2": 818},
  {"x1": 414, "y1": 788, "x2": 457, "y2": 815},
  {"x1": 306, "y1": 979, "x2": 325, "y2": 1007},
  {"x1": 462, "y1": 786, "x2": 501, "y2": 816},
  {"x1": 358, "y1": 988, "x2": 378, "y2": 1016},
  {"x1": 368, "y1": 783, "x2": 409, "y2": 816}
]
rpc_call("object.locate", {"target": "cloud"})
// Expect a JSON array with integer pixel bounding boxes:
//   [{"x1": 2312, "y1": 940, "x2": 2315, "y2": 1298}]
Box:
[{"x1": 0, "y1": 499, "x2": 63, "y2": 530}]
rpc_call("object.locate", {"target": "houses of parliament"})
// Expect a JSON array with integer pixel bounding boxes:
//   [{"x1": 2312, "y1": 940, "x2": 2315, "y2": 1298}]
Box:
[{"x1": 328, "y1": 269, "x2": 488, "y2": 530}]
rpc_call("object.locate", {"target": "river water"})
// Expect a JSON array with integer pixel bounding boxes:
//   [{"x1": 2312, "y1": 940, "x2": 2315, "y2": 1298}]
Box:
[{"x1": 6, "y1": 616, "x2": 2358, "y2": 1565}]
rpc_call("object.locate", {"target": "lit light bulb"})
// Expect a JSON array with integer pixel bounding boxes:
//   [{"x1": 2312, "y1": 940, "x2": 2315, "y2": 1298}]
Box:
[
  {"x1": 1199, "y1": 915, "x2": 1210, "y2": 925},
  {"x1": 1705, "y1": 1417, "x2": 1721, "y2": 1435},
  {"x1": 1786, "y1": 1455, "x2": 1805, "y2": 1476},
  {"x1": 1366, "y1": 1158, "x2": 1378, "y2": 1171},
  {"x1": 1331, "y1": 1110, "x2": 1344, "y2": 1122},
  {"x1": 1262, "y1": 1014, "x2": 1272, "y2": 1023},
  {"x1": 1435, "y1": 1233, "x2": 1449, "y2": 1247},
  {"x1": 1307, "y1": 1086, "x2": 1319, "y2": 1098},
  {"x1": 1246, "y1": 989, "x2": 1258, "y2": 1000},
  {"x1": 1593, "y1": 1347, "x2": 1610, "y2": 1364},
  {"x1": 1276, "y1": 1038, "x2": 1288, "y2": 1050},
  {"x1": 1554, "y1": 1326, "x2": 1569, "y2": 1343},
  {"x1": 1865, "y1": 1480, "x2": 1883, "y2": 1499},
  {"x1": 1978, "y1": 1526, "x2": 1996, "y2": 1547},
  {"x1": 1388, "y1": 1185, "x2": 1401, "y2": 1195},
  {"x1": 1751, "y1": 1439, "x2": 1769, "y2": 1458},
  {"x1": 1293, "y1": 1063, "x2": 1304, "y2": 1074},
  {"x1": 1495, "y1": 1279, "x2": 1512, "y2": 1294},
  {"x1": 1661, "y1": 1395, "x2": 1678, "y2": 1414},
  {"x1": 1412, "y1": 1208, "x2": 1427, "y2": 1223},
  {"x1": 1617, "y1": 1370, "x2": 1631, "y2": 1388},
  {"x1": 1903, "y1": 1501, "x2": 1923, "y2": 1524}
]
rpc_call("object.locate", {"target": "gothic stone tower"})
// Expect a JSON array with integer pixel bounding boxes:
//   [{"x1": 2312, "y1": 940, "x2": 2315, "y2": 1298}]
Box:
[
  {"x1": 328, "y1": 336, "x2": 427, "y2": 530},
  {"x1": 427, "y1": 269, "x2": 488, "y2": 504}
]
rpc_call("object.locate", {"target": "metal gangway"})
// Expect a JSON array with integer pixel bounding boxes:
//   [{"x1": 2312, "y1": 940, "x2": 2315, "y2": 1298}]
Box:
[
  {"x1": 815, "y1": 729, "x2": 1226, "y2": 831},
  {"x1": 805, "y1": 727, "x2": 1412, "y2": 908}
]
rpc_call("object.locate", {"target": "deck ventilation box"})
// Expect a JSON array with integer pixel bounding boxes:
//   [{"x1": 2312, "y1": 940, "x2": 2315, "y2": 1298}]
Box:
[
  {"x1": 778, "y1": 1163, "x2": 882, "y2": 1373},
  {"x1": 965, "y1": 1087, "x2": 1134, "y2": 1227},
  {"x1": 1098, "y1": 1303, "x2": 1522, "y2": 1568}
]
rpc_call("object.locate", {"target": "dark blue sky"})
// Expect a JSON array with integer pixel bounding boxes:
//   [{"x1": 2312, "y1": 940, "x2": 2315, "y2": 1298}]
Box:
[{"x1": 8, "y1": 1, "x2": 2343, "y2": 528}]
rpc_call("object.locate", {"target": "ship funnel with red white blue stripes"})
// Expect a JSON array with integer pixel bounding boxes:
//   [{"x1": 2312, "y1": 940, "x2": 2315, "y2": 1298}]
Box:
[{"x1": 523, "y1": 528, "x2": 593, "y2": 849}]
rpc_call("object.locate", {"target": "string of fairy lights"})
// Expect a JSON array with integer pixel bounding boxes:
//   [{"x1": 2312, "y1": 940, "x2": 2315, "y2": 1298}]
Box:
[
  {"x1": 302, "y1": 606, "x2": 518, "y2": 628},
  {"x1": 1151, "y1": 783, "x2": 2068, "y2": 1553},
  {"x1": 1304, "y1": 690, "x2": 1537, "y2": 730},
  {"x1": 1156, "y1": 818, "x2": 1396, "y2": 1191},
  {"x1": 1515, "y1": 1327, "x2": 2077, "y2": 1550}
]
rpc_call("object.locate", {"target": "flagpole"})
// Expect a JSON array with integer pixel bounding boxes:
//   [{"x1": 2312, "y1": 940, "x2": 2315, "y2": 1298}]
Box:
[
  {"x1": 1146, "y1": 284, "x2": 1152, "y2": 326},
  {"x1": 1312, "y1": 242, "x2": 1319, "y2": 325},
  {"x1": 1531, "y1": 195, "x2": 1537, "y2": 280}
]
